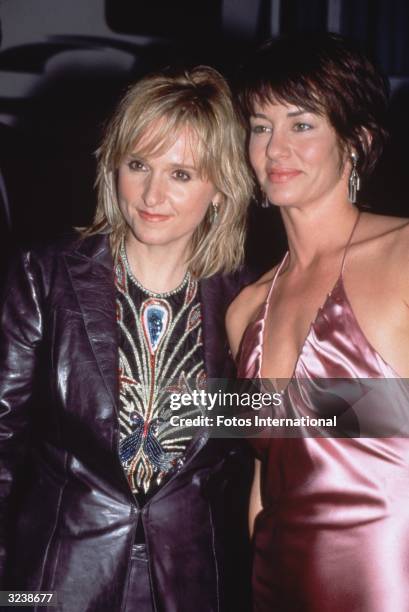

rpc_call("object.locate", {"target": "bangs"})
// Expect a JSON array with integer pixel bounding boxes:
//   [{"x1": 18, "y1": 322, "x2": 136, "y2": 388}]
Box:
[
  {"x1": 247, "y1": 78, "x2": 326, "y2": 118},
  {"x1": 92, "y1": 65, "x2": 253, "y2": 277},
  {"x1": 123, "y1": 113, "x2": 214, "y2": 181}
]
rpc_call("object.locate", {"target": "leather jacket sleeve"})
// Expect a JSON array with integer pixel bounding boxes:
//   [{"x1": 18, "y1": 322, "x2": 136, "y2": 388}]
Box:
[{"x1": 0, "y1": 251, "x2": 43, "y2": 578}]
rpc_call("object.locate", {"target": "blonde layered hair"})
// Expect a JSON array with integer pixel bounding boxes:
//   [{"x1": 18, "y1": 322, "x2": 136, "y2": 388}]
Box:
[{"x1": 84, "y1": 65, "x2": 253, "y2": 278}]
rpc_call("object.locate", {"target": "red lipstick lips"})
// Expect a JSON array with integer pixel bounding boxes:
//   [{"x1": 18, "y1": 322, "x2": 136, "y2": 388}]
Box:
[
  {"x1": 267, "y1": 169, "x2": 301, "y2": 183},
  {"x1": 138, "y1": 210, "x2": 171, "y2": 222}
]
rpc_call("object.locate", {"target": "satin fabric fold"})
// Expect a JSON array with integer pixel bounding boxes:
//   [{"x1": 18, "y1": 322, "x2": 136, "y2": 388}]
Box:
[{"x1": 238, "y1": 270, "x2": 409, "y2": 611}]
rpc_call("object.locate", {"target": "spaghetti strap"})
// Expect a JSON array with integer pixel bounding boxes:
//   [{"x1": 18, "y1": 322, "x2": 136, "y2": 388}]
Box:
[
  {"x1": 340, "y1": 211, "x2": 361, "y2": 275},
  {"x1": 262, "y1": 211, "x2": 360, "y2": 322},
  {"x1": 262, "y1": 251, "x2": 289, "y2": 319}
]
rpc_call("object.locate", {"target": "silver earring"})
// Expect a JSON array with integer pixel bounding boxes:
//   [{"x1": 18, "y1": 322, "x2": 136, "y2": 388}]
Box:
[
  {"x1": 211, "y1": 201, "x2": 219, "y2": 224},
  {"x1": 348, "y1": 152, "x2": 360, "y2": 203}
]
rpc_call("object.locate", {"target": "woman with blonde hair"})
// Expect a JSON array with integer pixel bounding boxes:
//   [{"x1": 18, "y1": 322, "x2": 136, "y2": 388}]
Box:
[{"x1": 0, "y1": 65, "x2": 253, "y2": 611}]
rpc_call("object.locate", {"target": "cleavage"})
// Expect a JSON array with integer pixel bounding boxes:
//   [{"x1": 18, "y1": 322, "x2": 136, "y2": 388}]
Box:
[{"x1": 260, "y1": 274, "x2": 339, "y2": 381}]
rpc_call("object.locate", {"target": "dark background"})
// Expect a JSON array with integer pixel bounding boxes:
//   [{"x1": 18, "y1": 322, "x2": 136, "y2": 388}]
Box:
[{"x1": 0, "y1": 0, "x2": 408, "y2": 275}]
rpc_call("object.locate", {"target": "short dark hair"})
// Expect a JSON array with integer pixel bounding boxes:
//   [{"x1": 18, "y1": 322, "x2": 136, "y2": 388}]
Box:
[{"x1": 239, "y1": 33, "x2": 389, "y2": 177}]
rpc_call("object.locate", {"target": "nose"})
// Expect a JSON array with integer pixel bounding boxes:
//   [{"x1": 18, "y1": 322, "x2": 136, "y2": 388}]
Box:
[
  {"x1": 266, "y1": 128, "x2": 290, "y2": 161},
  {"x1": 142, "y1": 173, "x2": 165, "y2": 208}
]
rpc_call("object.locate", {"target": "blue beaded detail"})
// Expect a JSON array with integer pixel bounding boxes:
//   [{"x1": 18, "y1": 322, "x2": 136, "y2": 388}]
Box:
[{"x1": 142, "y1": 300, "x2": 169, "y2": 354}]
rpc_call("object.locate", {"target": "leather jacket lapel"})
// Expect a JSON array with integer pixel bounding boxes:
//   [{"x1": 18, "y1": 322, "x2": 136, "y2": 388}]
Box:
[
  {"x1": 64, "y1": 235, "x2": 119, "y2": 413},
  {"x1": 200, "y1": 275, "x2": 235, "y2": 379}
]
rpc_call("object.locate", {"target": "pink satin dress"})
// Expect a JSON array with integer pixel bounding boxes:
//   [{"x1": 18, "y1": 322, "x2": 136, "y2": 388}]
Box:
[{"x1": 238, "y1": 226, "x2": 409, "y2": 611}]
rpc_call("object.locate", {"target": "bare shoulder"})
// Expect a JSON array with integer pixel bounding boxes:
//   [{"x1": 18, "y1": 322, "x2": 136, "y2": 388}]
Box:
[
  {"x1": 359, "y1": 211, "x2": 409, "y2": 236},
  {"x1": 357, "y1": 212, "x2": 409, "y2": 257},
  {"x1": 226, "y1": 265, "x2": 278, "y2": 358},
  {"x1": 228, "y1": 266, "x2": 278, "y2": 328}
]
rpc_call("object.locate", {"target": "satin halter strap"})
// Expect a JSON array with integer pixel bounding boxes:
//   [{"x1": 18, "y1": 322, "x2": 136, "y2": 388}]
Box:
[
  {"x1": 264, "y1": 210, "x2": 362, "y2": 316},
  {"x1": 340, "y1": 210, "x2": 361, "y2": 276},
  {"x1": 261, "y1": 250, "x2": 290, "y2": 324}
]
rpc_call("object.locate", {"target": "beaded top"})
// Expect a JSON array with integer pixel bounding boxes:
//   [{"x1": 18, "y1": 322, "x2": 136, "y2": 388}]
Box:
[{"x1": 115, "y1": 251, "x2": 206, "y2": 504}]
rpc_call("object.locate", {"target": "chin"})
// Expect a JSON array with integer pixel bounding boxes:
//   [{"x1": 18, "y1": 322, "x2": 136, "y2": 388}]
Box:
[
  {"x1": 265, "y1": 187, "x2": 298, "y2": 206},
  {"x1": 266, "y1": 195, "x2": 297, "y2": 208},
  {"x1": 131, "y1": 227, "x2": 195, "y2": 250},
  {"x1": 135, "y1": 234, "x2": 171, "y2": 247},
  {"x1": 127, "y1": 227, "x2": 166, "y2": 245}
]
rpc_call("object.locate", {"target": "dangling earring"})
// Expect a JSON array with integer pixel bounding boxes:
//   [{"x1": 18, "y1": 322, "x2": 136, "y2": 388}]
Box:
[
  {"x1": 348, "y1": 152, "x2": 360, "y2": 203},
  {"x1": 211, "y1": 201, "x2": 219, "y2": 224}
]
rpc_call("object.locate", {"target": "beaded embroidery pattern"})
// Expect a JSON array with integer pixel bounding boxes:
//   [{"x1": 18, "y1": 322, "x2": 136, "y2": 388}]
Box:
[{"x1": 115, "y1": 250, "x2": 206, "y2": 500}]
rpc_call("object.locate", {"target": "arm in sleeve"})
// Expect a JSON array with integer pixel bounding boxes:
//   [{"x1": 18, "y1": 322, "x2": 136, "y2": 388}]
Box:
[{"x1": 0, "y1": 251, "x2": 43, "y2": 579}]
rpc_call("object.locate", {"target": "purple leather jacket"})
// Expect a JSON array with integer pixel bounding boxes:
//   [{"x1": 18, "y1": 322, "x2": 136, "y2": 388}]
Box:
[{"x1": 0, "y1": 234, "x2": 253, "y2": 612}]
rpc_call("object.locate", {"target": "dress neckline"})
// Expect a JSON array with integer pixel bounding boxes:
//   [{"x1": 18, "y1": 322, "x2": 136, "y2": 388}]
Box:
[
  {"x1": 119, "y1": 241, "x2": 191, "y2": 298},
  {"x1": 257, "y1": 211, "x2": 392, "y2": 380},
  {"x1": 256, "y1": 211, "x2": 398, "y2": 382},
  {"x1": 258, "y1": 272, "x2": 401, "y2": 382},
  {"x1": 259, "y1": 212, "x2": 361, "y2": 378}
]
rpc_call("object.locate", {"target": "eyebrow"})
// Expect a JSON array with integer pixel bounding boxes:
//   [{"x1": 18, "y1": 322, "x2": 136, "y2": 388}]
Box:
[
  {"x1": 287, "y1": 110, "x2": 308, "y2": 117},
  {"x1": 251, "y1": 110, "x2": 309, "y2": 119},
  {"x1": 127, "y1": 154, "x2": 197, "y2": 171},
  {"x1": 168, "y1": 163, "x2": 197, "y2": 171}
]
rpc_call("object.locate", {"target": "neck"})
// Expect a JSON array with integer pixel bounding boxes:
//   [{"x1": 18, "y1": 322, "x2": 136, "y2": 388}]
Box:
[
  {"x1": 280, "y1": 194, "x2": 359, "y2": 269},
  {"x1": 123, "y1": 236, "x2": 190, "y2": 294}
]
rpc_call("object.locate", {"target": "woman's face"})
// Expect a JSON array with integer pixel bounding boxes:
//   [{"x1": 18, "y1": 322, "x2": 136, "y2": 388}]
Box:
[
  {"x1": 248, "y1": 100, "x2": 348, "y2": 208},
  {"x1": 117, "y1": 123, "x2": 221, "y2": 252}
]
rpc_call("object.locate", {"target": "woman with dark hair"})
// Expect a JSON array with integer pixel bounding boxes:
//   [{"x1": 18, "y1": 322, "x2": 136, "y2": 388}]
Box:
[
  {"x1": 0, "y1": 66, "x2": 254, "y2": 612},
  {"x1": 227, "y1": 33, "x2": 409, "y2": 611}
]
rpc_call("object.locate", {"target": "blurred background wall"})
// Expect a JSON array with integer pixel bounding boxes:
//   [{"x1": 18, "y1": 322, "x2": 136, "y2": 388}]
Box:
[{"x1": 0, "y1": 0, "x2": 408, "y2": 273}]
